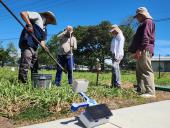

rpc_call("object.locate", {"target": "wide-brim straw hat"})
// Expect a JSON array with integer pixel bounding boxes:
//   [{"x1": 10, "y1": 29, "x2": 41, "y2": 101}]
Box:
[
  {"x1": 134, "y1": 7, "x2": 152, "y2": 19},
  {"x1": 109, "y1": 24, "x2": 121, "y2": 33},
  {"x1": 39, "y1": 11, "x2": 57, "y2": 25}
]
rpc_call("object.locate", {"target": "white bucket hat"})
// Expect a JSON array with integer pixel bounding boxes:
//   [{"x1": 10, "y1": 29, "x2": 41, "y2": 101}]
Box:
[
  {"x1": 39, "y1": 11, "x2": 57, "y2": 25},
  {"x1": 134, "y1": 7, "x2": 152, "y2": 19}
]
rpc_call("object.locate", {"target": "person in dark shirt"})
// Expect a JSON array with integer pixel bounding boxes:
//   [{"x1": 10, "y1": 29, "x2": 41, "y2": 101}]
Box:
[
  {"x1": 18, "y1": 11, "x2": 56, "y2": 83},
  {"x1": 129, "y1": 7, "x2": 155, "y2": 98}
]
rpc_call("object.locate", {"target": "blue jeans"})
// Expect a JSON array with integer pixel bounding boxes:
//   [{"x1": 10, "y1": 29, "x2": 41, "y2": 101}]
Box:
[
  {"x1": 111, "y1": 54, "x2": 122, "y2": 87},
  {"x1": 112, "y1": 61, "x2": 121, "y2": 87},
  {"x1": 55, "y1": 55, "x2": 74, "y2": 86}
]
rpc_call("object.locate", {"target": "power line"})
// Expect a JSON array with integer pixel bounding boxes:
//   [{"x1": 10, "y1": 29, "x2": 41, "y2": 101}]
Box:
[
  {"x1": 1, "y1": 15, "x2": 170, "y2": 28},
  {"x1": 1, "y1": 16, "x2": 170, "y2": 41},
  {"x1": 154, "y1": 17, "x2": 170, "y2": 22},
  {"x1": 0, "y1": 37, "x2": 19, "y2": 41},
  {"x1": 0, "y1": 0, "x2": 76, "y2": 20},
  {"x1": 0, "y1": 0, "x2": 56, "y2": 17},
  {"x1": 0, "y1": 34, "x2": 56, "y2": 41}
]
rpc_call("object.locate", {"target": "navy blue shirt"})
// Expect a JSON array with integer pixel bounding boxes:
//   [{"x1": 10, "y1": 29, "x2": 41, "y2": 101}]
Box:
[{"x1": 19, "y1": 23, "x2": 47, "y2": 50}]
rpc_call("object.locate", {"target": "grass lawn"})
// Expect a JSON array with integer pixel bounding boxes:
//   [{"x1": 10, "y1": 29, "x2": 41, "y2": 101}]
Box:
[{"x1": 0, "y1": 67, "x2": 170, "y2": 126}]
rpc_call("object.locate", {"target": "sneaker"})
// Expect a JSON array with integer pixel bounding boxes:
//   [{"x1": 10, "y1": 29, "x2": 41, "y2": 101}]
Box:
[
  {"x1": 134, "y1": 88, "x2": 142, "y2": 95},
  {"x1": 52, "y1": 81, "x2": 61, "y2": 87},
  {"x1": 69, "y1": 83, "x2": 73, "y2": 86},
  {"x1": 140, "y1": 93, "x2": 156, "y2": 98}
]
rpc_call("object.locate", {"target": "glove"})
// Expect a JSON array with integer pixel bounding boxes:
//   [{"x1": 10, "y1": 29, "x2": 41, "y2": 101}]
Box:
[
  {"x1": 44, "y1": 46, "x2": 50, "y2": 53},
  {"x1": 26, "y1": 24, "x2": 34, "y2": 33}
]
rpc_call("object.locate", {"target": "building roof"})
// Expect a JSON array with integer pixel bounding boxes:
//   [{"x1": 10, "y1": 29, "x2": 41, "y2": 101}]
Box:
[{"x1": 152, "y1": 56, "x2": 170, "y2": 62}]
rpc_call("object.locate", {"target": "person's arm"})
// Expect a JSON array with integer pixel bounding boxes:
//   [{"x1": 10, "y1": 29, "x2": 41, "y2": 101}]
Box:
[
  {"x1": 40, "y1": 40, "x2": 49, "y2": 52},
  {"x1": 139, "y1": 20, "x2": 153, "y2": 51},
  {"x1": 57, "y1": 30, "x2": 67, "y2": 38},
  {"x1": 20, "y1": 11, "x2": 33, "y2": 32},
  {"x1": 115, "y1": 34, "x2": 125, "y2": 60},
  {"x1": 57, "y1": 26, "x2": 72, "y2": 39},
  {"x1": 134, "y1": 20, "x2": 154, "y2": 59}
]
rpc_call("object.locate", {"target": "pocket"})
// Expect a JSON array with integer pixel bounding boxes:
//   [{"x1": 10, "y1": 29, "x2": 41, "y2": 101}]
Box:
[{"x1": 145, "y1": 50, "x2": 152, "y2": 58}]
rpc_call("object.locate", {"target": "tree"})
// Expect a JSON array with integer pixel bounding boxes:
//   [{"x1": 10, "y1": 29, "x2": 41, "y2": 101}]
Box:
[
  {"x1": 38, "y1": 34, "x2": 59, "y2": 66},
  {"x1": 6, "y1": 42, "x2": 18, "y2": 66},
  {"x1": 119, "y1": 25, "x2": 136, "y2": 69},
  {"x1": 73, "y1": 21, "x2": 112, "y2": 71},
  {"x1": 37, "y1": 20, "x2": 136, "y2": 70},
  {"x1": 119, "y1": 16, "x2": 138, "y2": 69},
  {"x1": 74, "y1": 20, "x2": 136, "y2": 70},
  {"x1": 0, "y1": 42, "x2": 10, "y2": 67}
]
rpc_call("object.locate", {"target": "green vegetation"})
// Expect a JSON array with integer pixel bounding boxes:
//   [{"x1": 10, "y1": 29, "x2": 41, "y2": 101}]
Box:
[
  {"x1": 0, "y1": 67, "x2": 169, "y2": 124},
  {"x1": 155, "y1": 72, "x2": 170, "y2": 85}
]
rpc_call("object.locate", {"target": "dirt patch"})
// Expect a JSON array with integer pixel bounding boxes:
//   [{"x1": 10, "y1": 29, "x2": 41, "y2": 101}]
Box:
[{"x1": 0, "y1": 117, "x2": 14, "y2": 128}]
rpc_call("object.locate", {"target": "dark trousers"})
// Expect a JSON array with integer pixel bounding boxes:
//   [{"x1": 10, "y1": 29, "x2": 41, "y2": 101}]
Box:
[
  {"x1": 55, "y1": 55, "x2": 73, "y2": 86},
  {"x1": 18, "y1": 48, "x2": 38, "y2": 83}
]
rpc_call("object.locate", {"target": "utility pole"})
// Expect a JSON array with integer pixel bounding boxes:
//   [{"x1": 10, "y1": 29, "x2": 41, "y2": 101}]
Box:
[{"x1": 158, "y1": 54, "x2": 161, "y2": 79}]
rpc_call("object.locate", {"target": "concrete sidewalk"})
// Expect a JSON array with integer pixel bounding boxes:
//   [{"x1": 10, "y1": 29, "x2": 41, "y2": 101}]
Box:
[{"x1": 20, "y1": 100, "x2": 170, "y2": 128}]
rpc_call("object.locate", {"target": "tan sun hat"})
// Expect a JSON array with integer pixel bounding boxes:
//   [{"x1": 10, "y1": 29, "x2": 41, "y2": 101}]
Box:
[
  {"x1": 109, "y1": 24, "x2": 121, "y2": 33},
  {"x1": 134, "y1": 7, "x2": 152, "y2": 19},
  {"x1": 39, "y1": 11, "x2": 57, "y2": 25}
]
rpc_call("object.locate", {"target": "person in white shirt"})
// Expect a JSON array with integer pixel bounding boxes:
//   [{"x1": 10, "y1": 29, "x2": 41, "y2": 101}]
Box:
[{"x1": 110, "y1": 25, "x2": 125, "y2": 88}]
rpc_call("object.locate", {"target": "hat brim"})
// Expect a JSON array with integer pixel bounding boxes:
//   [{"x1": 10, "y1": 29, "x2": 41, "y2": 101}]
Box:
[
  {"x1": 134, "y1": 12, "x2": 152, "y2": 19},
  {"x1": 110, "y1": 28, "x2": 120, "y2": 33},
  {"x1": 109, "y1": 29, "x2": 115, "y2": 33},
  {"x1": 40, "y1": 12, "x2": 57, "y2": 25}
]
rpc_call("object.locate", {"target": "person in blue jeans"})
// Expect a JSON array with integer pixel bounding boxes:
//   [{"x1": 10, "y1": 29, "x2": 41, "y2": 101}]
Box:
[
  {"x1": 110, "y1": 25, "x2": 125, "y2": 88},
  {"x1": 55, "y1": 26, "x2": 77, "y2": 86}
]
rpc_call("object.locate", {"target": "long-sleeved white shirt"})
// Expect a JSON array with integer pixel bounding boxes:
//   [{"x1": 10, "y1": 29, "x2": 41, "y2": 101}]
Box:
[{"x1": 110, "y1": 32, "x2": 125, "y2": 60}]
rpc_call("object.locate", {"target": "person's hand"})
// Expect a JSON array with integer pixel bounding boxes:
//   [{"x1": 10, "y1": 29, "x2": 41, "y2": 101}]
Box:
[
  {"x1": 40, "y1": 41, "x2": 49, "y2": 52},
  {"x1": 44, "y1": 46, "x2": 50, "y2": 53},
  {"x1": 134, "y1": 50, "x2": 141, "y2": 60},
  {"x1": 27, "y1": 24, "x2": 34, "y2": 33}
]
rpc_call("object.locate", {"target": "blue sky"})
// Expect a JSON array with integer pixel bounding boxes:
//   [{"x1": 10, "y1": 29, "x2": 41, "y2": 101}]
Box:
[{"x1": 0, "y1": 0, "x2": 170, "y2": 56}]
